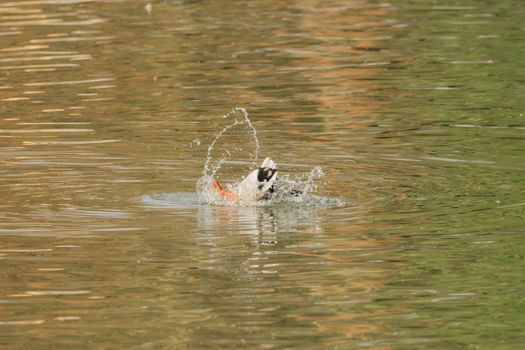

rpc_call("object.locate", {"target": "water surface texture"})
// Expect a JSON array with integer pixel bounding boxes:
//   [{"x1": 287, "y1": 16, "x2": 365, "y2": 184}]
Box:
[{"x1": 1, "y1": 0, "x2": 524, "y2": 349}]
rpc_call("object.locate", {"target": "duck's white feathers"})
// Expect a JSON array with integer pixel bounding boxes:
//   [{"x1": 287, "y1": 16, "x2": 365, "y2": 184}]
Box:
[{"x1": 236, "y1": 157, "x2": 278, "y2": 204}]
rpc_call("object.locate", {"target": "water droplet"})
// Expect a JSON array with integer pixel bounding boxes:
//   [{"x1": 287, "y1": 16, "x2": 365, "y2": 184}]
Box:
[{"x1": 145, "y1": 3, "x2": 152, "y2": 15}]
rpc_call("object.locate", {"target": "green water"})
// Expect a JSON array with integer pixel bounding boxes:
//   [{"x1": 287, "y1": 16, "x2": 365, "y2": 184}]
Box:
[{"x1": 0, "y1": 0, "x2": 524, "y2": 349}]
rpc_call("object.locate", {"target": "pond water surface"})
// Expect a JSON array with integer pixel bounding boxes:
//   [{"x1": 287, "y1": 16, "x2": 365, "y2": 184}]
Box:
[{"x1": 1, "y1": 0, "x2": 524, "y2": 349}]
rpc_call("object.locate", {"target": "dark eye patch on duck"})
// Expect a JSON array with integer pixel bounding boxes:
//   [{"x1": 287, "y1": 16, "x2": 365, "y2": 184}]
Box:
[{"x1": 257, "y1": 167, "x2": 275, "y2": 182}]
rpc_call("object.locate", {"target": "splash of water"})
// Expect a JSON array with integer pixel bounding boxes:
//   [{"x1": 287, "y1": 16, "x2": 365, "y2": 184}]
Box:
[
  {"x1": 202, "y1": 107, "x2": 259, "y2": 177},
  {"x1": 196, "y1": 167, "x2": 344, "y2": 208},
  {"x1": 196, "y1": 108, "x2": 345, "y2": 208}
]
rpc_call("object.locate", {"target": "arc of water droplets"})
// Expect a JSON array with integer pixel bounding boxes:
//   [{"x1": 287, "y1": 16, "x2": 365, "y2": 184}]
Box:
[{"x1": 203, "y1": 107, "x2": 259, "y2": 176}]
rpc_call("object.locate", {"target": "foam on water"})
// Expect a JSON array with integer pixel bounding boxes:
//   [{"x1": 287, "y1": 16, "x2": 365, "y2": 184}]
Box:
[{"x1": 141, "y1": 192, "x2": 200, "y2": 209}]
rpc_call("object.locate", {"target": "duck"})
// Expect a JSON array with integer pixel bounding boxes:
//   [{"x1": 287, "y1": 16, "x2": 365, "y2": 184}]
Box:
[{"x1": 212, "y1": 157, "x2": 278, "y2": 204}]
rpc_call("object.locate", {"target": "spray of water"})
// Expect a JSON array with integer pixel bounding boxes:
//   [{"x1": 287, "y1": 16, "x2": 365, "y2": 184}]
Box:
[
  {"x1": 203, "y1": 107, "x2": 259, "y2": 177},
  {"x1": 196, "y1": 108, "x2": 345, "y2": 208}
]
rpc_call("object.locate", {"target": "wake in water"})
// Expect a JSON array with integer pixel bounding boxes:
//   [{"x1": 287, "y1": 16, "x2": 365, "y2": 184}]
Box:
[{"x1": 196, "y1": 107, "x2": 345, "y2": 208}]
